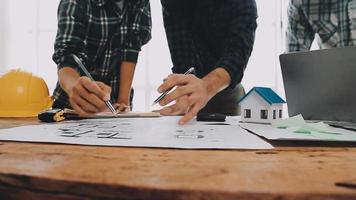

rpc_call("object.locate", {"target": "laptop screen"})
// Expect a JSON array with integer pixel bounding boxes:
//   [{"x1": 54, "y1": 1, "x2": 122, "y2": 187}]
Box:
[{"x1": 280, "y1": 46, "x2": 356, "y2": 123}]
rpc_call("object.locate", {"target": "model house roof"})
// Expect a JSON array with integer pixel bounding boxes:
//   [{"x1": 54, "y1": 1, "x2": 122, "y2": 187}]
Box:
[{"x1": 239, "y1": 87, "x2": 286, "y2": 105}]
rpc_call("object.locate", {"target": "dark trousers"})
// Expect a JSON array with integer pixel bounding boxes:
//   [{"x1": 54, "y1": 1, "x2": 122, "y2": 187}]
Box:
[{"x1": 198, "y1": 84, "x2": 245, "y2": 116}]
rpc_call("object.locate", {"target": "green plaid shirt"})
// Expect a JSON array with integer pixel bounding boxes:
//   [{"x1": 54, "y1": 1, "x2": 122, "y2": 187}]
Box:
[
  {"x1": 287, "y1": 0, "x2": 356, "y2": 52},
  {"x1": 52, "y1": 0, "x2": 151, "y2": 108}
]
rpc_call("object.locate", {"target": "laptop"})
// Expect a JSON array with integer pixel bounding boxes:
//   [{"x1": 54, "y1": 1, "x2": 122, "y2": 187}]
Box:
[{"x1": 280, "y1": 46, "x2": 356, "y2": 127}]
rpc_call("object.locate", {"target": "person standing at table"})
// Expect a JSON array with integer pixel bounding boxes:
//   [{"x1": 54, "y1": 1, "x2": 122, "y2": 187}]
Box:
[
  {"x1": 157, "y1": 0, "x2": 257, "y2": 124},
  {"x1": 287, "y1": 0, "x2": 356, "y2": 52},
  {"x1": 52, "y1": 0, "x2": 151, "y2": 116}
]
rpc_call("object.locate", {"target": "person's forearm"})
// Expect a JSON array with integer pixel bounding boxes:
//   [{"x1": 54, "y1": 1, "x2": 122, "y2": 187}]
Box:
[
  {"x1": 202, "y1": 67, "x2": 231, "y2": 100},
  {"x1": 58, "y1": 67, "x2": 81, "y2": 94},
  {"x1": 118, "y1": 61, "x2": 136, "y2": 103}
]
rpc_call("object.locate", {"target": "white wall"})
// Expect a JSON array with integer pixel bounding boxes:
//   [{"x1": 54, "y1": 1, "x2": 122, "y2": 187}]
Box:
[
  {"x1": 0, "y1": 0, "x2": 59, "y2": 92},
  {"x1": 243, "y1": 0, "x2": 288, "y2": 96},
  {"x1": 0, "y1": 0, "x2": 290, "y2": 112},
  {"x1": 0, "y1": 0, "x2": 9, "y2": 75}
]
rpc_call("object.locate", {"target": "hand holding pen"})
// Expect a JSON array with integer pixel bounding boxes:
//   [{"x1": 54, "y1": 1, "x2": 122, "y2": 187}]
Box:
[
  {"x1": 152, "y1": 67, "x2": 195, "y2": 106},
  {"x1": 153, "y1": 67, "x2": 215, "y2": 125},
  {"x1": 70, "y1": 54, "x2": 117, "y2": 116}
]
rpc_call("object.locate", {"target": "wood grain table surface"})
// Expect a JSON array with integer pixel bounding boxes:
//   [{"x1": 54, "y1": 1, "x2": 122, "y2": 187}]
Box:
[{"x1": 0, "y1": 118, "x2": 355, "y2": 200}]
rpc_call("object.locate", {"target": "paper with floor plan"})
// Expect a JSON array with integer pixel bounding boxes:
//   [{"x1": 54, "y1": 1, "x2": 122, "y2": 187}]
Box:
[
  {"x1": 63, "y1": 108, "x2": 161, "y2": 118},
  {"x1": 241, "y1": 115, "x2": 356, "y2": 142},
  {"x1": 0, "y1": 116, "x2": 273, "y2": 149}
]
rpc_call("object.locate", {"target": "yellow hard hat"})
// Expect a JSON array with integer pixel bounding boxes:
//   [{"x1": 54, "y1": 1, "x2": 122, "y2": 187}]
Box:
[{"x1": 0, "y1": 69, "x2": 53, "y2": 117}]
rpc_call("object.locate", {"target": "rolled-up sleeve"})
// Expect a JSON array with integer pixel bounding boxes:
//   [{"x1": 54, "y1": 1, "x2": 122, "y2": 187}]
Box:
[
  {"x1": 52, "y1": 0, "x2": 88, "y2": 70},
  {"x1": 215, "y1": 0, "x2": 257, "y2": 89},
  {"x1": 121, "y1": 0, "x2": 152, "y2": 63}
]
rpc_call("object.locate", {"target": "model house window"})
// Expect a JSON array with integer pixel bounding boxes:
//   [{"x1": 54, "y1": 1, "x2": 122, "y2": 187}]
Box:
[
  {"x1": 279, "y1": 109, "x2": 282, "y2": 118},
  {"x1": 260, "y1": 110, "x2": 268, "y2": 119},
  {"x1": 244, "y1": 109, "x2": 251, "y2": 118},
  {"x1": 273, "y1": 110, "x2": 276, "y2": 119}
]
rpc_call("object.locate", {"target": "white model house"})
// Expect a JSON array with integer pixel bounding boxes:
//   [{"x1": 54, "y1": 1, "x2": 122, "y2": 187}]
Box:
[{"x1": 239, "y1": 87, "x2": 286, "y2": 124}]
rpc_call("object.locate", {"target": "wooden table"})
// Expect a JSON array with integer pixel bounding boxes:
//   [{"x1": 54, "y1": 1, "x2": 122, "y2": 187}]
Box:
[{"x1": 0, "y1": 118, "x2": 355, "y2": 200}]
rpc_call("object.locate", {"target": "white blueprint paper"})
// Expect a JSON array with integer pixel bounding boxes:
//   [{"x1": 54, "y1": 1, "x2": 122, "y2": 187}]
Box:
[
  {"x1": 0, "y1": 117, "x2": 273, "y2": 149},
  {"x1": 241, "y1": 123, "x2": 356, "y2": 142}
]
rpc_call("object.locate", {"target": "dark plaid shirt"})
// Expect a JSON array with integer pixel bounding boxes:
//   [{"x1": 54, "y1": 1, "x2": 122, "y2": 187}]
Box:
[
  {"x1": 161, "y1": 0, "x2": 257, "y2": 89},
  {"x1": 52, "y1": 0, "x2": 151, "y2": 108},
  {"x1": 287, "y1": 0, "x2": 356, "y2": 52}
]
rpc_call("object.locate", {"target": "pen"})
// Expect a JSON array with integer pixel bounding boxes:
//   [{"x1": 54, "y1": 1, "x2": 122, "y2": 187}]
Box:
[
  {"x1": 71, "y1": 54, "x2": 117, "y2": 115},
  {"x1": 152, "y1": 67, "x2": 195, "y2": 106}
]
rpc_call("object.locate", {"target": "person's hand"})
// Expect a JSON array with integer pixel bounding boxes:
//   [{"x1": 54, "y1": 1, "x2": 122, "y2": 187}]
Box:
[
  {"x1": 113, "y1": 102, "x2": 130, "y2": 113},
  {"x1": 158, "y1": 74, "x2": 211, "y2": 125},
  {"x1": 115, "y1": 93, "x2": 131, "y2": 113},
  {"x1": 68, "y1": 77, "x2": 112, "y2": 116}
]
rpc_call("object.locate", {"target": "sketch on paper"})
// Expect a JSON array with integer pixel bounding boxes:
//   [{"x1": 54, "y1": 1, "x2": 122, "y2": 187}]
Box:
[
  {"x1": 57, "y1": 121, "x2": 133, "y2": 140},
  {"x1": 0, "y1": 117, "x2": 274, "y2": 149},
  {"x1": 175, "y1": 129, "x2": 209, "y2": 139}
]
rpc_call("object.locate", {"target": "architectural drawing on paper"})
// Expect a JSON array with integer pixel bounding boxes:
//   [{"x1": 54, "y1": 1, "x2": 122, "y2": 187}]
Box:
[
  {"x1": 0, "y1": 117, "x2": 274, "y2": 149},
  {"x1": 175, "y1": 129, "x2": 206, "y2": 139},
  {"x1": 58, "y1": 121, "x2": 134, "y2": 140}
]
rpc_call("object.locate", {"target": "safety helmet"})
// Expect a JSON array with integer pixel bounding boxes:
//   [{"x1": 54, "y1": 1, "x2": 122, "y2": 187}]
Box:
[{"x1": 0, "y1": 69, "x2": 53, "y2": 117}]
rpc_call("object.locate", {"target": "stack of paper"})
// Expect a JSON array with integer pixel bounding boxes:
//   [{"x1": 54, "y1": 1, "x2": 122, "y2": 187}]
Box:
[{"x1": 241, "y1": 115, "x2": 356, "y2": 142}]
